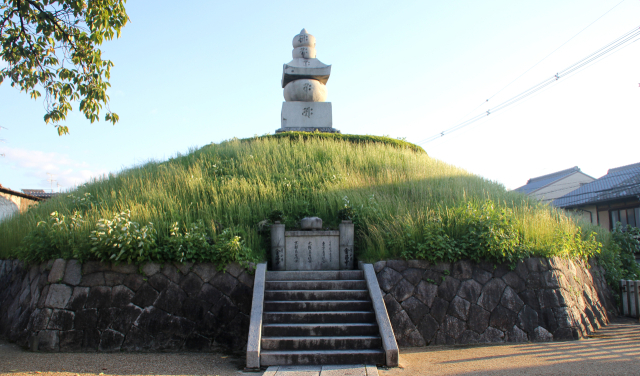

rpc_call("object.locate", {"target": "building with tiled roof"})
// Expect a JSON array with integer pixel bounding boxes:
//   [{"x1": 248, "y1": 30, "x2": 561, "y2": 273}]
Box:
[
  {"x1": 554, "y1": 162, "x2": 640, "y2": 230},
  {"x1": 513, "y1": 166, "x2": 595, "y2": 204},
  {"x1": 0, "y1": 184, "x2": 44, "y2": 222}
]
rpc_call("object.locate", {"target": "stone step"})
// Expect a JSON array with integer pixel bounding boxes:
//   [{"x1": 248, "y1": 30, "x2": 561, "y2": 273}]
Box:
[
  {"x1": 264, "y1": 300, "x2": 373, "y2": 312},
  {"x1": 261, "y1": 336, "x2": 383, "y2": 351},
  {"x1": 265, "y1": 280, "x2": 367, "y2": 290},
  {"x1": 262, "y1": 323, "x2": 379, "y2": 337},
  {"x1": 260, "y1": 349, "x2": 386, "y2": 366},
  {"x1": 266, "y1": 270, "x2": 364, "y2": 281},
  {"x1": 265, "y1": 289, "x2": 369, "y2": 301},
  {"x1": 263, "y1": 311, "x2": 376, "y2": 324}
]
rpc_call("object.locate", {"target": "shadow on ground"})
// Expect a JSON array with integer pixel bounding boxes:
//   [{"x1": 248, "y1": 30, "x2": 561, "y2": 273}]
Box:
[{"x1": 379, "y1": 317, "x2": 640, "y2": 375}]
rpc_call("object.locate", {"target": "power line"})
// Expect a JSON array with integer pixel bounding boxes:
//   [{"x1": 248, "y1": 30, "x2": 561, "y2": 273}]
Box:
[
  {"x1": 486, "y1": 0, "x2": 627, "y2": 103},
  {"x1": 417, "y1": 25, "x2": 640, "y2": 145},
  {"x1": 432, "y1": 1, "x2": 628, "y2": 137}
]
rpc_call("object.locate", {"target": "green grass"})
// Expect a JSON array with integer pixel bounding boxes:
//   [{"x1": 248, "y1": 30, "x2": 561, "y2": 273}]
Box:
[{"x1": 0, "y1": 133, "x2": 614, "y2": 268}]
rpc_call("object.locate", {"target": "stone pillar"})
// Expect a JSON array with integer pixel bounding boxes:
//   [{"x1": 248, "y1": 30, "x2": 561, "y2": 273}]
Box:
[
  {"x1": 271, "y1": 222, "x2": 286, "y2": 271},
  {"x1": 339, "y1": 220, "x2": 354, "y2": 270}
]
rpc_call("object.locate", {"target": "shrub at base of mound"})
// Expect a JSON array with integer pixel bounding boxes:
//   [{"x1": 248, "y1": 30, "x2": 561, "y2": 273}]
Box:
[
  {"x1": 375, "y1": 257, "x2": 615, "y2": 346},
  {"x1": 0, "y1": 259, "x2": 254, "y2": 352}
]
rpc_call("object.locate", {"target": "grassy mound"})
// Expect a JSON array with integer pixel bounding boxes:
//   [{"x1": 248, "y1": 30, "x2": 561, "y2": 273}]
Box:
[{"x1": 0, "y1": 133, "x2": 621, "y2": 273}]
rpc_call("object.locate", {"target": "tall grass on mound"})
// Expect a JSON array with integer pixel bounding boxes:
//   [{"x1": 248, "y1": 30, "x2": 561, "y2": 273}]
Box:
[{"x1": 0, "y1": 134, "x2": 611, "y2": 271}]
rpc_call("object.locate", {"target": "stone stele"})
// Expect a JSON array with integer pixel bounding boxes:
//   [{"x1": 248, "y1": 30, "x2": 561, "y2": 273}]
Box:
[{"x1": 276, "y1": 29, "x2": 340, "y2": 134}]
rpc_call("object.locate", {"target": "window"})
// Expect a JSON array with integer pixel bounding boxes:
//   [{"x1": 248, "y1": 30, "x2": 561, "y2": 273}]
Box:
[{"x1": 611, "y1": 207, "x2": 640, "y2": 230}]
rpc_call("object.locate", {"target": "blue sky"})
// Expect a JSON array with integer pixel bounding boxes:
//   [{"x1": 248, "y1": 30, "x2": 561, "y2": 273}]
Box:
[{"x1": 1, "y1": 0, "x2": 639, "y2": 192}]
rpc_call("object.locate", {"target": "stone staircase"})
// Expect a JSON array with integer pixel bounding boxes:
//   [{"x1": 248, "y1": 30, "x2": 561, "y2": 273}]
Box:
[{"x1": 259, "y1": 270, "x2": 386, "y2": 366}]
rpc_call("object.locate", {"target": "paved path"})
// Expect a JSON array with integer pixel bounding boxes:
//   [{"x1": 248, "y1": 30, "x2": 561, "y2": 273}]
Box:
[
  {"x1": 263, "y1": 365, "x2": 377, "y2": 376},
  {"x1": 1, "y1": 318, "x2": 639, "y2": 376}
]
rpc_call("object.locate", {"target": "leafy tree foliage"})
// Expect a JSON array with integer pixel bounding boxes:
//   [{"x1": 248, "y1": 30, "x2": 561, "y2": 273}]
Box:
[{"x1": 1, "y1": 0, "x2": 128, "y2": 135}]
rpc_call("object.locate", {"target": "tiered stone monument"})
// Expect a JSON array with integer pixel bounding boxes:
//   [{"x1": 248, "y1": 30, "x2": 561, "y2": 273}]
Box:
[
  {"x1": 270, "y1": 216, "x2": 354, "y2": 270},
  {"x1": 276, "y1": 29, "x2": 340, "y2": 133}
]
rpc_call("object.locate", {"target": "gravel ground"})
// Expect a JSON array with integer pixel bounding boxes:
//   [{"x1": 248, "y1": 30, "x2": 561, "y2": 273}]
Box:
[{"x1": 1, "y1": 318, "x2": 639, "y2": 376}]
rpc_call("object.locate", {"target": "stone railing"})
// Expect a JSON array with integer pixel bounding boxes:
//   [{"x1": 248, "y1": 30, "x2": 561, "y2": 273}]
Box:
[{"x1": 0, "y1": 259, "x2": 254, "y2": 352}]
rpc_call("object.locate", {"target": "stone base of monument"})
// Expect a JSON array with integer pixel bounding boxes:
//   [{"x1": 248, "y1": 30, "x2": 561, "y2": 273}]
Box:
[
  {"x1": 277, "y1": 102, "x2": 340, "y2": 133},
  {"x1": 271, "y1": 219, "x2": 354, "y2": 271}
]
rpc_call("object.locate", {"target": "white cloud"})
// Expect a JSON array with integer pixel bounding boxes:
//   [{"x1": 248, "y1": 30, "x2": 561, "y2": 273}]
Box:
[{"x1": 3, "y1": 147, "x2": 108, "y2": 190}]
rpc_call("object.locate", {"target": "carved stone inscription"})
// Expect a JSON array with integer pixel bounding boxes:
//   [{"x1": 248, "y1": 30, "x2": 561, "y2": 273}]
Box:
[{"x1": 285, "y1": 232, "x2": 339, "y2": 270}]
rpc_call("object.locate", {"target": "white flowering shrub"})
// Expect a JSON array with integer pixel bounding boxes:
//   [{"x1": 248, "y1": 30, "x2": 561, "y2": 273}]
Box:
[{"x1": 90, "y1": 210, "x2": 157, "y2": 264}]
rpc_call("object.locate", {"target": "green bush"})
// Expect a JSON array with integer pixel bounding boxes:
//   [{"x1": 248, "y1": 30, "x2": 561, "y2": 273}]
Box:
[
  {"x1": 89, "y1": 210, "x2": 157, "y2": 264},
  {"x1": 18, "y1": 211, "x2": 84, "y2": 264},
  {"x1": 598, "y1": 225, "x2": 640, "y2": 288},
  {"x1": 400, "y1": 200, "x2": 601, "y2": 266}
]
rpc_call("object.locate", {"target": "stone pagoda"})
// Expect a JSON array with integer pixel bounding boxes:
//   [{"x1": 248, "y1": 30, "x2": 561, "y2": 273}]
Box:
[{"x1": 275, "y1": 29, "x2": 340, "y2": 133}]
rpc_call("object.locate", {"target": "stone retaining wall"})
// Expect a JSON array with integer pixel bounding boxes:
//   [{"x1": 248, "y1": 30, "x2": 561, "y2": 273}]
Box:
[
  {"x1": 0, "y1": 259, "x2": 254, "y2": 352},
  {"x1": 375, "y1": 257, "x2": 616, "y2": 346}
]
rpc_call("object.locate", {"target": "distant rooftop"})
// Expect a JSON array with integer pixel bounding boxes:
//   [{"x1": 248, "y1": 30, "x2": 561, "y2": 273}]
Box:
[
  {"x1": 514, "y1": 166, "x2": 583, "y2": 195},
  {"x1": 21, "y1": 189, "x2": 59, "y2": 199},
  {"x1": 554, "y1": 162, "x2": 640, "y2": 208}
]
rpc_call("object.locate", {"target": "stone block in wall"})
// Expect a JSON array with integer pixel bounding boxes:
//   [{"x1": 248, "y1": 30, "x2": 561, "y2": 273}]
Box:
[
  {"x1": 82, "y1": 261, "x2": 109, "y2": 275},
  {"x1": 180, "y1": 273, "x2": 204, "y2": 297},
  {"x1": 414, "y1": 281, "x2": 437, "y2": 308},
  {"x1": 448, "y1": 296, "x2": 471, "y2": 321},
  {"x1": 45, "y1": 284, "x2": 72, "y2": 309},
  {"x1": 111, "y1": 285, "x2": 134, "y2": 308},
  {"x1": 473, "y1": 268, "x2": 492, "y2": 285},
  {"x1": 500, "y1": 286, "x2": 524, "y2": 313},
  {"x1": 417, "y1": 314, "x2": 439, "y2": 344},
  {"x1": 86, "y1": 286, "x2": 112, "y2": 309},
  {"x1": 123, "y1": 274, "x2": 144, "y2": 291},
  {"x1": 47, "y1": 309, "x2": 74, "y2": 331},
  {"x1": 506, "y1": 325, "x2": 527, "y2": 342},
  {"x1": 155, "y1": 284, "x2": 187, "y2": 316},
  {"x1": 75, "y1": 308, "x2": 98, "y2": 330},
  {"x1": 99, "y1": 329, "x2": 125, "y2": 352},
  {"x1": 225, "y1": 262, "x2": 244, "y2": 278},
  {"x1": 479, "y1": 327, "x2": 504, "y2": 343},
  {"x1": 80, "y1": 273, "x2": 105, "y2": 287},
  {"x1": 452, "y1": 261, "x2": 473, "y2": 280},
  {"x1": 517, "y1": 305, "x2": 538, "y2": 334},
  {"x1": 401, "y1": 268, "x2": 424, "y2": 286},
  {"x1": 192, "y1": 263, "x2": 217, "y2": 283},
  {"x1": 141, "y1": 262, "x2": 161, "y2": 277},
  {"x1": 59, "y1": 329, "x2": 83, "y2": 351},
  {"x1": 373, "y1": 261, "x2": 387, "y2": 273},
  {"x1": 489, "y1": 306, "x2": 516, "y2": 332},
  {"x1": 37, "y1": 329, "x2": 59, "y2": 351},
  {"x1": 377, "y1": 267, "x2": 402, "y2": 293},
  {"x1": 457, "y1": 279, "x2": 482, "y2": 304},
  {"x1": 111, "y1": 303, "x2": 142, "y2": 334},
  {"x1": 401, "y1": 297, "x2": 428, "y2": 324},
  {"x1": 386, "y1": 260, "x2": 408, "y2": 273},
  {"x1": 148, "y1": 274, "x2": 170, "y2": 291},
  {"x1": 111, "y1": 263, "x2": 137, "y2": 274},
  {"x1": 161, "y1": 265, "x2": 183, "y2": 284},
  {"x1": 237, "y1": 271, "x2": 254, "y2": 288},
  {"x1": 502, "y1": 272, "x2": 525, "y2": 293},
  {"x1": 437, "y1": 277, "x2": 461, "y2": 302},
  {"x1": 47, "y1": 259, "x2": 67, "y2": 283},
  {"x1": 430, "y1": 297, "x2": 449, "y2": 323},
  {"x1": 478, "y1": 279, "x2": 506, "y2": 312},
  {"x1": 468, "y1": 304, "x2": 490, "y2": 334},
  {"x1": 391, "y1": 279, "x2": 415, "y2": 303},
  {"x1": 104, "y1": 272, "x2": 125, "y2": 286},
  {"x1": 531, "y1": 326, "x2": 553, "y2": 342},
  {"x1": 67, "y1": 287, "x2": 89, "y2": 311}
]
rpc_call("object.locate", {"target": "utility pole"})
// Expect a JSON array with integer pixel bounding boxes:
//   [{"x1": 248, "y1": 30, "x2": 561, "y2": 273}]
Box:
[{"x1": 46, "y1": 173, "x2": 57, "y2": 193}]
